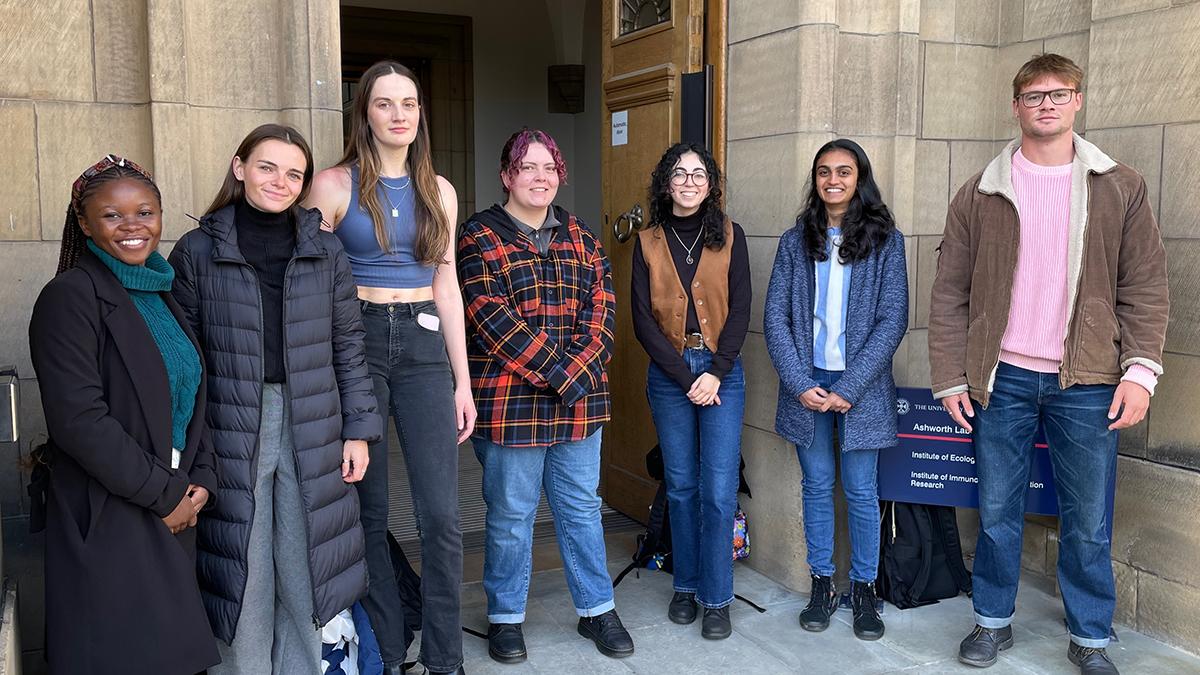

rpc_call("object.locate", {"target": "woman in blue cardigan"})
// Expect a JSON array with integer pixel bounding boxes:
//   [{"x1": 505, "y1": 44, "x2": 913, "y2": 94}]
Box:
[{"x1": 765, "y1": 139, "x2": 908, "y2": 641}]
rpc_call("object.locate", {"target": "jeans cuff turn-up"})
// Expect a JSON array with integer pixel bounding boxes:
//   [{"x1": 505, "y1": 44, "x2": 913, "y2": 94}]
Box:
[
  {"x1": 576, "y1": 599, "x2": 615, "y2": 618},
  {"x1": 974, "y1": 611, "x2": 1014, "y2": 630},
  {"x1": 487, "y1": 611, "x2": 526, "y2": 624},
  {"x1": 1070, "y1": 633, "x2": 1111, "y2": 649}
]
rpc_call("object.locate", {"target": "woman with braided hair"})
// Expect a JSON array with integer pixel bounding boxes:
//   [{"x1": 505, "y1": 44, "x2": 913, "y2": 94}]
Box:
[{"x1": 28, "y1": 155, "x2": 221, "y2": 674}]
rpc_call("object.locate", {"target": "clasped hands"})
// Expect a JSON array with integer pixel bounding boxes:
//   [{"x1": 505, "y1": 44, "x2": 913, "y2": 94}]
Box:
[
  {"x1": 798, "y1": 386, "x2": 851, "y2": 413},
  {"x1": 688, "y1": 373, "x2": 722, "y2": 406},
  {"x1": 162, "y1": 484, "x2": 210, "y2": 535}
]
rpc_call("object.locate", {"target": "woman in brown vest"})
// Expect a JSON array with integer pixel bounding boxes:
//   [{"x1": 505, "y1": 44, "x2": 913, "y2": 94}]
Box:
[{"x1": 632, "y1": 142, "x2": 751, "y2": 640}]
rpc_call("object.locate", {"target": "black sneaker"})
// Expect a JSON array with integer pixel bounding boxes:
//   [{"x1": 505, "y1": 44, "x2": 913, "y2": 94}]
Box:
[
  {"x1": 799, "y1": 575, "x2": 838, "y2": 632},
  {"x1": 1068, "y1": 642, "x2": 1119, "y2": 674},
  {"x1": 577, "y1": 609, "x2": 635, "y2": 658},
  {"x1": 701, "y1": 606, "x2": 732, "y2": 640},
  {"x1": 668, "y1": 591, "x2": 698, "y2": 624},
  {"x1": 958, "y1": 624, "x2": 1014, "y2": 667},
  {"x1": 486, "y1": 623, "x2": 527, "y2": 664},
  {"x1": 851, "y1": 581, "x2": 885, "y2": 640}
]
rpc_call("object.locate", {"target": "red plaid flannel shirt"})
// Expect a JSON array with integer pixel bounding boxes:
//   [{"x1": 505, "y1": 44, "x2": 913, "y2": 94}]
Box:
[{"x1": 458, "y1": 205, "x2": 615, "y2": 448}]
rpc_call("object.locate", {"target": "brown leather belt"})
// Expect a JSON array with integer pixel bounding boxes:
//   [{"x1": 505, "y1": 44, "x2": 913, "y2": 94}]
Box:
[{"x1": 683, "y1": 332, "x2": 705, "y2": 350}]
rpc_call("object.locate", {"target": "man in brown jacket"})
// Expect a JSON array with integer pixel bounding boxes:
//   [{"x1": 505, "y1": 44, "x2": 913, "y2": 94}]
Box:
[{"x1": 928, "y1": 54, "x2": 1168, "y2": 675}]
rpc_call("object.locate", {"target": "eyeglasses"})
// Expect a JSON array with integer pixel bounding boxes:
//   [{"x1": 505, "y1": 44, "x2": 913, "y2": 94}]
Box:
[
  {"x1": 670, "y1": 168, "x2": 709, "y2": 186},
  {"x1": 1015, "y1": 88, "x2": 1077, "y2": 108}
]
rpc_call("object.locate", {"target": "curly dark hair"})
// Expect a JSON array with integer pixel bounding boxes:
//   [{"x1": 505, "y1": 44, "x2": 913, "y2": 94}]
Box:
[
  {"x1": 647, "y1": 142, "x2": 727, "y2": 249},
  {"x1": 796, "y1": 138, "x2": 895, "y2": 263}
]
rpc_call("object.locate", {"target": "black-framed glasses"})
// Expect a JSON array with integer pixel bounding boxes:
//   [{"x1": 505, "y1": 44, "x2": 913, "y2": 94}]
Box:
[
  {"x1": 670, "y1": 168, "x2": 709, "y2": 186},
  {"x1": 1015, "y1": 88, "x2": 1077, "y2": 108}
]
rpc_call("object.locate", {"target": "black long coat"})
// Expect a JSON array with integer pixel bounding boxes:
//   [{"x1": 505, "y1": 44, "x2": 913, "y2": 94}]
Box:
[
  {"x1": 28, "y1": 248, "x2": 222, "y2": 675},
  {"x1": 169, "y1": 204, "x2": 381, "y2": 642}
]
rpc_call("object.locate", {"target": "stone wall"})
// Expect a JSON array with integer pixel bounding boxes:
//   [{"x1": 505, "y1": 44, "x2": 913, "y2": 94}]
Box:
[
  {"x1": 0, "y1": 0, "x2": 344, "y2": 518},
  {"x1": 726, "y1": 0, "x2": 1200, "y2": 654}
]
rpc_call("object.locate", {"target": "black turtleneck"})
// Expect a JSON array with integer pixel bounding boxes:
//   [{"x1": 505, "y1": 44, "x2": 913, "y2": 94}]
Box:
[
  {"x1": 631, "y1": 210, "x2": 751, "y2": 390},
  {"x1": 235, "y1": 199, "x2": 296, "y2": 383}
]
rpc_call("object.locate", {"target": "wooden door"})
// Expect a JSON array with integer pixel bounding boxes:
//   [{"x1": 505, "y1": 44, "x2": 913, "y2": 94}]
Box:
[{"x1": 599, "y1": 0, "x2": 723, "y2": 521}]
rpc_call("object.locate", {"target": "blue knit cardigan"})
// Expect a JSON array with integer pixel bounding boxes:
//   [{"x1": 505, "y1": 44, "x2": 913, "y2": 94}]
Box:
[{"x1": 764, "y1": 227, "x2": 908, "y2": 451}]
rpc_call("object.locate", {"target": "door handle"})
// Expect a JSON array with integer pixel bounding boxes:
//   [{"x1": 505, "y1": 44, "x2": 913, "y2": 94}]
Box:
[{"x1": 612, "y1": 203, "x2": 644, "y2": 243}]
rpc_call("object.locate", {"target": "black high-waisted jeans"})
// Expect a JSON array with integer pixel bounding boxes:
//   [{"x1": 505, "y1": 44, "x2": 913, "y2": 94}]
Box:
[{"x1": 357, "y1": 300, "x2": 462, "y2": 672}]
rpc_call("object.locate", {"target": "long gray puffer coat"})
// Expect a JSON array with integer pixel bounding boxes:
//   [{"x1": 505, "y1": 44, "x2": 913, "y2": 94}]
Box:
[{"x1": 169, "y1": 203, "x2": 382, "y2": 642}]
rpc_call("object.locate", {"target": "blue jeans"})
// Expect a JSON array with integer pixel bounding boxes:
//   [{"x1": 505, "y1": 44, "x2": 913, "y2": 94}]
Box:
[
  {"x1": 646, "y1": 349, "x2": 746, "y2": 608},
  {"x1": 473, "y1": 430, "x2": 614, "y2": 623},
  {"x1": 972, "y1": 362, "x2": 1118, "y2": 648},
  {"x1": 795, "y1": 367, "x2": 881, "y2": 583}
]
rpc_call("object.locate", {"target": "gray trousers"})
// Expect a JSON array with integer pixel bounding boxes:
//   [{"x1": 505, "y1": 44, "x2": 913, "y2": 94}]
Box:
[{"x1": 210, "y1": 383, "x2": 322, "y2": 675}]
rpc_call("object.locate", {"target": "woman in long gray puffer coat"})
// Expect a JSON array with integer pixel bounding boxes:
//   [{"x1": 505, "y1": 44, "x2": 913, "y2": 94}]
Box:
[{"x1": 170, "y1": 123, "x2": 382, "y2": 673}]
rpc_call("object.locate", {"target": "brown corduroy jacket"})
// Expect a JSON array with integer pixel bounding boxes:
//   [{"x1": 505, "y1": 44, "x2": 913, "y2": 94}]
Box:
[{"x1": 928, "y1": 134, "x2": 1169, "y2": 407}]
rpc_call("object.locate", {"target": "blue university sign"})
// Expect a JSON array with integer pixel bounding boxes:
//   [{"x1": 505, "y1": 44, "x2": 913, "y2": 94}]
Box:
[{"x1": 880, "y1": 388, "x2": 1114, "y2": 520}]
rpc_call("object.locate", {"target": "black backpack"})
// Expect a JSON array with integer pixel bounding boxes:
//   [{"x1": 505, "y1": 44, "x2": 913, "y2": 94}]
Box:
[
  {"x1": 614, "y1": 444, "x2": 677, "y2": 579},
  {"x1": 614, "y1": 478, "x2": 675, "y2": 581},
  {"x1": 876, "y1": 501, "x2": 972, "y2": 609},
  {"x1": 386, "y1": 531, "x2": 425, "y2": 649}
]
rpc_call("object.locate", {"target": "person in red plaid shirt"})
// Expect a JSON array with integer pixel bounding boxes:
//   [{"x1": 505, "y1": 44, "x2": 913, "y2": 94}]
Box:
[{"x1": 458, "y1": 129, "x2": 634, "y2": 663}]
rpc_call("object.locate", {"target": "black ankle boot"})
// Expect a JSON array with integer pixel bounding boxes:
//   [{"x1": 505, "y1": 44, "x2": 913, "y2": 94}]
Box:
[
  {"x1": 668, "y1": 591, "x2": 698, "y2": 624},
  {"x1": 577, "y1": 609, "x2": 635, "y2": 658},
  {"x1": 799, "y1": 575, "x2": 838, "y2": 632},
  {"x1": 1068, "y1": 642, "x2": 1119, "y2": 674},
  {"x1": 701, "y1": 606, "x2": 732, "y2": 640},
  {"x1": 958, "y1": 624, "x2": 1014, "y2": 667},
  {"x1": 487, "y1": 622, "x2": 527, "y2": 664},
  {"x1": 851, "y1": 581, "x2": 884, "y2": 640}
]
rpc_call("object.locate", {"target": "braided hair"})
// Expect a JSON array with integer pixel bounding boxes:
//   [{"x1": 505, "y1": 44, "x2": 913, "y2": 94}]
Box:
[{"x1": 56, "y1": 156, "x2": 160, "y2": 275}]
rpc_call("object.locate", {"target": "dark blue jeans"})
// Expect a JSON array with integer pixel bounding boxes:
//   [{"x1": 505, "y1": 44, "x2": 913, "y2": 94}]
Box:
[
  {"x1": 358, "y1": 301, "x2": 463, "y2": 672},
  {"x1": 795, "y1": 367, "x2": 881, "y2": 583},
  {"x1": 646, "y1": 348, "x2": 745, "y2": 608},
  {"x1": 972, "y1": 362, "x2": 1118, "y2": 648}
]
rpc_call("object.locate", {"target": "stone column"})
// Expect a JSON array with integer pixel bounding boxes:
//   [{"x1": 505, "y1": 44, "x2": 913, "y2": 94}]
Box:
[{"x1": 726, "y1": 0, "x2": 927, "y2": 592}]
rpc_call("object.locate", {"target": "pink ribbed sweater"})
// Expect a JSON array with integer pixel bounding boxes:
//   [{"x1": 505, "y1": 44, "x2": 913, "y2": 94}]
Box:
[{"x1": 1000, "y1": 149, "x2": 1156, "y2": 393}]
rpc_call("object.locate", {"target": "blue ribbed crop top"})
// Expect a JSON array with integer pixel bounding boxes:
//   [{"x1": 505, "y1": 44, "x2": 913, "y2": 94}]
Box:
[{"x1": 334, "y1": 165, "x2": 436, "y2": 288}]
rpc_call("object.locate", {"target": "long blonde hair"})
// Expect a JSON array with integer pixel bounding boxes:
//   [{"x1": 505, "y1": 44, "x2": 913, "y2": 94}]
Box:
[{"x1": 339, "y1": 61, "x2": 449, "y2": 265}]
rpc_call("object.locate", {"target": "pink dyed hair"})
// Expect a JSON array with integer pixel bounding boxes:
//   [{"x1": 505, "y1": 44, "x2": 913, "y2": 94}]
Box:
[{"x1": 499, "y1": 128, "x2": 568, "y2": 193}]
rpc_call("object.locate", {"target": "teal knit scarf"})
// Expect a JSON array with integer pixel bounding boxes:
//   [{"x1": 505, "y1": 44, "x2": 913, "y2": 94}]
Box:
[{"x1": 87, "y1": 240, "x2": 201, "y2": 455}]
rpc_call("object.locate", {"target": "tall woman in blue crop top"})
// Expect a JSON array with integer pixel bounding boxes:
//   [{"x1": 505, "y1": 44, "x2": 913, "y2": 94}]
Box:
[{"x1": 306, "y1": 61, "x2": 471, "y2": 675}]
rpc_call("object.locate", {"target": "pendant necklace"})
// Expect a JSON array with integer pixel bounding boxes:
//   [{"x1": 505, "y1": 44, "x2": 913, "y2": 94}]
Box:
[
  {"x1": 380, "y1": 176, "x2": 410, "y2": 218},
  {"x1": 669, "y1": 226, "x2": 703, "y2": 265}
]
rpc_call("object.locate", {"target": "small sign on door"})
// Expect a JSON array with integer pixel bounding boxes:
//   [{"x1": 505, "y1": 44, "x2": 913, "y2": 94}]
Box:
[{"x1": 611, "y1": 110, "x2": 628, "y2": 146}]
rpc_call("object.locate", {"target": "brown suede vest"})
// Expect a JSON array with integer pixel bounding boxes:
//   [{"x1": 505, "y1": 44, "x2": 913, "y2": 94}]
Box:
[{"x1": 638, "y1": 219, "x2": 734, "y2": 353}]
